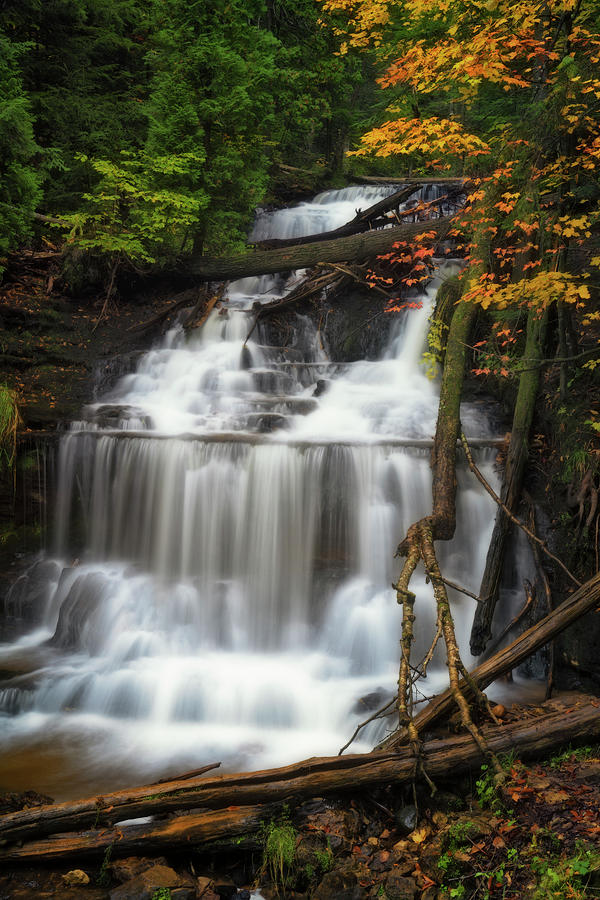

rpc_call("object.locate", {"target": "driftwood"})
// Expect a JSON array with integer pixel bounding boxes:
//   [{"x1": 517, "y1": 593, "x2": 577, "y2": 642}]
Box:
[
  {"x1": 1, "y1": 696, "x2": 598, "y2": 861},
  {"x1": 253, "y1": 185, "x2": 422, "y2": 249},
  {"x1": 183, "y1": 216, "x2": 453, "y2": 282},
  {"x1": 381, "y1": 570, "x2": 600, "y2": 750}
]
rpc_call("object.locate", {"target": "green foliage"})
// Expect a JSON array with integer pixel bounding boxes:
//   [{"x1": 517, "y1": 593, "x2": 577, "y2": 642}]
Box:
[
  {"x1": 61, "y1": 152, "x2": 208, "y2": 265},
  {"x1": 96, "y1": 842, "x2": 113, "y2": 887},
  {"x1": 0, "y1": 31, "x2": 41, "y2": 270},
  {"x1": 0, "y1": 386, "x2": 20, "y2": 472},
  {"x1": 532, "y1": 843, "x2": 600, "y2": 900},
  {"x1": 549, "y1": 744, "x2": 599, "y2": 770},
  {"x1": 476, "y1": 753, "x2": 515, "y2": 813},
  {"x1": 1, "y1": 0, "x2": 147, "y2": 211},
  {"x1": 145, "y1": 0, "x2": 279, "y2": 252},
  {"x1": 314, "y1": 844, "x2": 334, "y2": 873},
  {"x1": 151, "y1": 890, "x2": 172, "y2": 900},
  {"x1": 262, "y1": 814, "x2": 297, "y2": 890}
]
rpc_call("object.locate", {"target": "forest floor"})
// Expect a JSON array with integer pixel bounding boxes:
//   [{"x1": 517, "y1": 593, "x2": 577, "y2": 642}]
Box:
[
  {"x1": 0, "y1": 704, "x2": 599, "y2": 899},
  {"x1": 0, "y1": 250, "x2": 194, "y2": 431}
]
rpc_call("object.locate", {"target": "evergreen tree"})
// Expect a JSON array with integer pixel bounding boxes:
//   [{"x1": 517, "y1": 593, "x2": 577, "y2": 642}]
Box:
[{"x1": 0, "y1": 30, "x2": 41, "y2": 270}]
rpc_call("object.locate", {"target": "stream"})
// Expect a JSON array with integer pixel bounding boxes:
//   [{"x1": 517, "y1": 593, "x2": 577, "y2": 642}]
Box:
[{"x1": 0, "y1": 186, "x2": 526, "y2": 800}]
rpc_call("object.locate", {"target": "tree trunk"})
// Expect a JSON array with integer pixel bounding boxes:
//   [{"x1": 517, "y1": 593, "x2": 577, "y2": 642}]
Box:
[
  {"x1": 430, "y1": 300, "x2": 477, "y2": 540},
  {"x1": 381, "y1": 570, "x2": 600, "y2": 749},
  {"x1": 470, "y1": 308, "x2": 548, "y2": 656},
  {"x1": 183, "y1": 216, "x2": 453, "y2": 282},
  {"x1": 1, "y1": 696, "x2": 598, "y2": 861}
]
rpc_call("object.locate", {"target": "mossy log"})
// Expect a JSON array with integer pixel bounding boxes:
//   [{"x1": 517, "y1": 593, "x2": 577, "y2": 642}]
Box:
[
  {"x1": 0, "y1": 696, "x2": 598, "y2": 861},
  {"x1": 470, "y1": 308, "x2": 548, "y2": 656},
  {"x1": 183, "y1": 216, "x2": 453, "y2": 282}
]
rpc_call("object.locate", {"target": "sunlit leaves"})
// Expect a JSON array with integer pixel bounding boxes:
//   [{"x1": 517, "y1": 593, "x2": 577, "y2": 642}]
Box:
[
  {"x1": 463, "y1": 271, "x2": 592, "y2": 312},
  {"x1": 352, "y1": 116, "x2": 490, "y2": 162},
  {"x1": 61, "y1": 151, "x2": 208, "y2": 265}
]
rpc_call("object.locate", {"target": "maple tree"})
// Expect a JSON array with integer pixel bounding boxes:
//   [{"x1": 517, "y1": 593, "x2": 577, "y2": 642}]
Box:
[{"x1": 319, "y1": 0, "x2": 600, "y2": 750}]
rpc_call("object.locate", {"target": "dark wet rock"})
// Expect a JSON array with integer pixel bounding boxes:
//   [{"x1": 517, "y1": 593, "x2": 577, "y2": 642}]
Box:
[
  {"x1": 0, "y1": 790, "x2": 54, "y2": 816},
  {"x1": 109, "y1": 864, "x2": 194, "y2": 900},
  {"x1": 49, "y1": 571, "x2": 108, "y2": 651},
  {"x1": 351, "y1": 688, "x2": 390, "y2": 715},
  {"x1": 383, "y1": 871, "x2": 418, "y2": 900},
  {"x1": 395, "y1": 805, "x2": 418, "y2": 835},
  {"x1": 312, "y1": 861, "x2": 362, "y2": 900},
  {"x1": 296, "y1": 803, "x2": 360, "y2": 855},
  {"x1": 4, "y1": 559, "x2": 62, "y2": 622},
  {"x1": 213, "y1": 879, "x2": 238, "y2": 898},
  {"x1": 294, "y1": 829, "x2": 331, "y2": 870},
  {"x1": 246, "y1": 412, "x2": 290, "y2": 432},
  {"x1": 240, "y1": 346, "x2": 253, "y2": 369},
  {"x1": 313, "y1": 379, "x2": 329, "y2": 397},
  {"x1": 85, "y1": 403, "x2": 153, "y2": 429},
  {"x1": 109, "y1": 856, "x2": 168, "y2": 884}
]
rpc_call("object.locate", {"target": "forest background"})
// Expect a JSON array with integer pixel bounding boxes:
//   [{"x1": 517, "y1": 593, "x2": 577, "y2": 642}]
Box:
[{"x1": 1, "y1": 0, "x2": 600, "y2": 616}]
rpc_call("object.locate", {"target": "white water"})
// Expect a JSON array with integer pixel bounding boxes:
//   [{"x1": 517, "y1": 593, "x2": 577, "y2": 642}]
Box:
[{"x1": 0, "y1": 186, "x2": 501, "y2": 798}]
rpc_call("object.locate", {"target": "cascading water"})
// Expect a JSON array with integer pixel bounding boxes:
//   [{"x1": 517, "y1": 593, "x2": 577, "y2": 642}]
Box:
[{"x1": 0, "y1": 186, "x2": 501, "y2": 799}]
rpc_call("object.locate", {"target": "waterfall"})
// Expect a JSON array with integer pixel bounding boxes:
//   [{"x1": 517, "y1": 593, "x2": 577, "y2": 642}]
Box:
[{"x1": 0, "y1": 186, "x2": 501, "y2": 798}]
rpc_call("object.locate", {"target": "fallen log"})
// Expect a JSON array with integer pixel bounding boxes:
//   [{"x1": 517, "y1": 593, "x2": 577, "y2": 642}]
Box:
[
  {"x1": 1, "y1": 696, "x2": 598, "y2": 860},
  {"x1": 381, "y1": 570, "x2": 600, "y2": 750},
  {"x1": 253, "y1": 184, "x2": 422, "y2": 249},
  {"x1": 350, "y1": 175, "x2": 473, "y2": 187},
  {"x1": 183, "y1": 216, "x2": 453, "y2": 282}
]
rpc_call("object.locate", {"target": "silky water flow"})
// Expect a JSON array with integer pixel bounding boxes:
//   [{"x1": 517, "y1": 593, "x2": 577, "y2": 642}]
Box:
[{"x1": 0, "y1": 186, "x2": 505, "y2": 798}]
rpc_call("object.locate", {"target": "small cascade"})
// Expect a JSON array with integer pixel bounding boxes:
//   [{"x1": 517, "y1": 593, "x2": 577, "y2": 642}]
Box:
[{"x1": 0, "y1": 186, "x2": 502, "y2": 798}]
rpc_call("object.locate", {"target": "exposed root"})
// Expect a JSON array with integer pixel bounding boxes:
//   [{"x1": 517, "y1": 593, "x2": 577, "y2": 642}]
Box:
[{"x1": 395, "y1": 517, "x2": 503, "y2": 780}]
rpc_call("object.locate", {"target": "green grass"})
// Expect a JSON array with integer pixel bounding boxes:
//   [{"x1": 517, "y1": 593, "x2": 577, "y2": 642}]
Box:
[
  {"x1": 262, "y1": 816, "x2": 297, "y2": 891},
  {"x1": 0, "y1": 385, "x2": 19, "y2": 472}
]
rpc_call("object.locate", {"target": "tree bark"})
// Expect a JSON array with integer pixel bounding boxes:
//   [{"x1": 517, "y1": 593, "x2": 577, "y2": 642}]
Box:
[
  {"x1": 381, "y1": 570, "x2": 600, "y2": 749},
  {"x1": 470, "y1": 308, "x2": 548, "y2": 656},
  {"x1": 1, "y1": 696, "x2": 598, "y2": 860},
  {"x1": 183, "y1": 216, "x2": 453, "y2": 282}
]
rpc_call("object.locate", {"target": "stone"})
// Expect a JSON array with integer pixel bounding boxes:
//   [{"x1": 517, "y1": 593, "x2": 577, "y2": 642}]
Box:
[
  {"x1": 196, "y1": 875, "x2": 215, "y2": 897},
  {"x1": 383, "y1": 871, "x2": 418, "y2": 900},
  {"x1": 109, "y1": 864, "x2": 194, "y2": 900},
  {"x1": 110, "y1": 856, "x2": 168, "y2": 884},
  {"x1": 213, "y1": 879, "x2": 237, "y2": 898},
  {"x1": 395, "y1": 805, "x2": 418, "y2": 835},
  {"x1": 62, "y1": 869, "x2": 90, "y2": 886},
  {"x1": 313, "y1": 862, "x2": 362, "y2": 900}
]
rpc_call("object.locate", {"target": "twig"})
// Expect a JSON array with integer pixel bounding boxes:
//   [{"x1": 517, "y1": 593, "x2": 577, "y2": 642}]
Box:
[
  {"x1": 92, "y1": 258, "x2": 119, "y2": 333},
  {"x1": 441, "y1": 576, "x2": 484, "y2": 605},
  {"x1": 483, "y1": 582, "x2": 537, "y2": 658},
  {"x1": 460, "y1": 432, "x2": 581, "y2": 588},
  {"x1": 338, "y1": 697, "x2": 397, "y2": 755}
]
